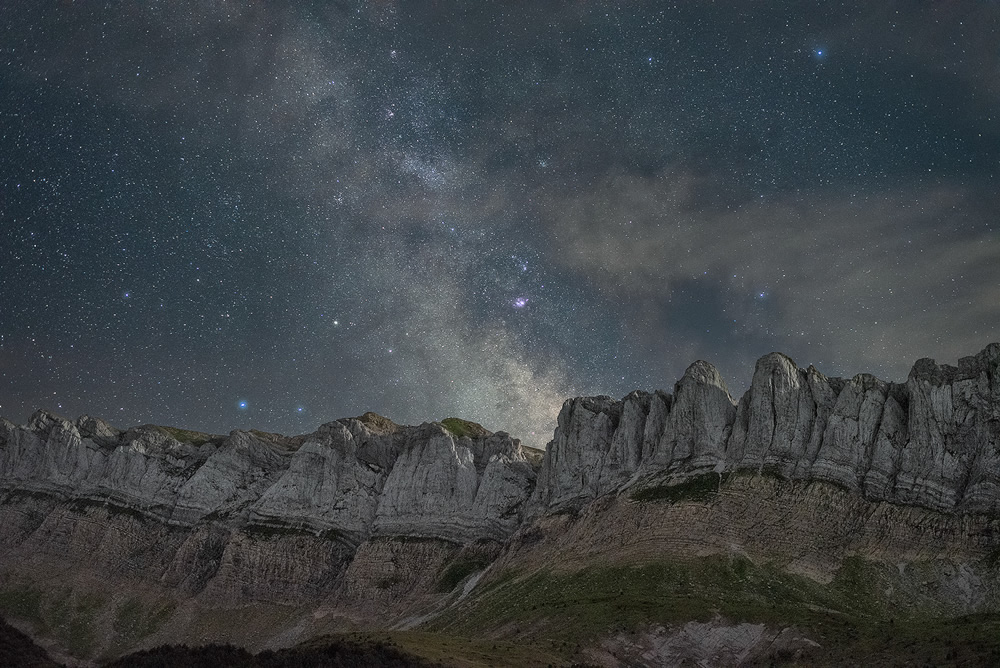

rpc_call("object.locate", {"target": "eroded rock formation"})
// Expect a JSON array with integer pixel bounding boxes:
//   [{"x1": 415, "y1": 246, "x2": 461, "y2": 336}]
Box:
[
  {"x1": 0, "y1": 412, "x2": 537, "y2": 545},
  {"x1": 533, "y1": 343, "x2": 1000, "y2": 514},
  {"x1": 1, "y1": 343, "x2": 998, "y2": 663}
]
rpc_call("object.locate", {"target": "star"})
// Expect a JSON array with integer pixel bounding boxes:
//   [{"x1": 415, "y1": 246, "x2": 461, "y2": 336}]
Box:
[{"x1": 1, "y1": 2, "x2": 996, "y2": 453}]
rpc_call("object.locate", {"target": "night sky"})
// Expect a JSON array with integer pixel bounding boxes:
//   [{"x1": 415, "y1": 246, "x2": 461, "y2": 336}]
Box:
[{"x1": 2, "y1": 2, "x2": 998, "y2": 447}]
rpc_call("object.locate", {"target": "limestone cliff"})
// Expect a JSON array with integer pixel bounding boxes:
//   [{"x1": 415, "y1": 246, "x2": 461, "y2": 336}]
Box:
[
  {"x1": 0, "y1": 411, "x2": 536, "y2": 546},
  {"x1": 2, "y1": 343, "x2": 1000, "y2": 665},
  {"x1": 532, "y1": 342, "x2": 1000, "y2": 515}
]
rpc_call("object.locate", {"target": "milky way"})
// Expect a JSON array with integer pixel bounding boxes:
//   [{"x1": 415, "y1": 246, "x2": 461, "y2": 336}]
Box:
[{"x1": 2, "y1": 2, "x2": 998, "y2": 446}]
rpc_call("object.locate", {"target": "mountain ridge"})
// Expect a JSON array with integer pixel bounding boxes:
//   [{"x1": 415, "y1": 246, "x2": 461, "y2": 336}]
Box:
[
  {"x1": 534, "y1": 342, "x2": 1000, "y2": 515},
  {"x1": 1, "y1": 343, "x2": 999, "y2": 665}
]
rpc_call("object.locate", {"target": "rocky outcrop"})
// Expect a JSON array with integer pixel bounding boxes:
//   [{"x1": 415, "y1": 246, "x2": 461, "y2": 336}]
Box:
[
  {"x1": 5, "y1": 345, "x2": 996, "y2": 537},
  {"x1": 0, "y1": 410, "x2": 538, "y2": 659},
  {"x1": 532, "y1": 343, "x2": 1000, "y2": 515},
  {"x1": 0, "y1": 411, "x2": 537, "y2": 545}
]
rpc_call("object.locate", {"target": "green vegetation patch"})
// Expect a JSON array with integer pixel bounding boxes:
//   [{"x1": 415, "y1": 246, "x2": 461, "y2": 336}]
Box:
[
  {"x1": 113, "y1": 597, "x2": 176, "y2": 646},
  {"x1": 424, "y1": 554, "x2": 1000, "y2": 665},
  {"x1": 427, "y1": 555, "x2": 856, "y2": 648},
  {"x1": 433, "y1": 558, "x2": 877, "y2": 645},
  {"x1": 244, "y1": 523, "x2": 311, "y2": 540},
  {"x1": 66, "y1": 497, "x2": 148, "y2": 523},
  {"x1": 0, "y1": 586, "x2": 44, "y2": 627},
  {"x1": 440, "y1": 417, "x2": 491, "y2": 439},
  {"x1": 0, "y1": 585, "x2": 113, "y2": 659},
  {"x1": 66, "y1": 592, "x2": 106, "y2": 657},
  {"x1": 243, "y1": 524, "x2": 346, "y2": 545},
  {"x1": 437, "y1": 555, "x2": 493, "y2": 592},
  {"x1": 630, "y1": 472, "x2": 729, "y2": 503},
  {"x1": 156, "y1": 425, "x2": 217, "y2": 446}
]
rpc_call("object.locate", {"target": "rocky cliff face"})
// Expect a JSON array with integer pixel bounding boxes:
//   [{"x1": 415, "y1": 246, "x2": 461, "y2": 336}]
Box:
[
  {"x1": 533, "y1": 342, "x2": 1000, "y2": 515},
  {"x1": 0, "y1": 412, "x2": 536, "y2": 545},
  {"x1": 1, "y1": 344, "x2": 999, "y2": 665},
  {"x1": 0, "y1": 412, "x2": 538, "y2": 660},
  {"x1": 8, "y1": 344, "x2": 996, "y2": 540}
]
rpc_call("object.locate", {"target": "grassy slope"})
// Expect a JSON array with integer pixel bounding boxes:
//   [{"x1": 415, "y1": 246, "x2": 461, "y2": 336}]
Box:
[
  {"x1": 439, "y1": 418, "x2": 491, "y2": 439},
  {"x1": 0, "y1": 584, "x2": 182, "y2": 661},
  {"x1": 154, "y1": 425, "x2": 218, "y2": 446},
  {"x1": 422, "y1": 553, "x2": 1000, "y2": 666}
]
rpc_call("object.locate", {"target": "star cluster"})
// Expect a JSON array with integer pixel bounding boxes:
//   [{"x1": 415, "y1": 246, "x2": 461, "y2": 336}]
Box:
[{"x1": 1, "y1": 2, "x2": 997, "y2": 446}]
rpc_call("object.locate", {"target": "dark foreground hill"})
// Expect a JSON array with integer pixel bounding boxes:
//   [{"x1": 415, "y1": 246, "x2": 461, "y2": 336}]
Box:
[
  {"x1": 0, "y1": 344, "x2": 998, "y2": 666},
  {"x1": 103, "y1": 638, "x2": 435, "y2": 668},
  {"x1": 0, "y1": 613, "x2": 439, "y2": 668},
  {"x1": 0, "y1": 614, "x2": 63, "y2": 667}
]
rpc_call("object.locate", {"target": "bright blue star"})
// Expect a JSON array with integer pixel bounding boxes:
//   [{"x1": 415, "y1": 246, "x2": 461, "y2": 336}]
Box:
[{"x1": 237, "y1": 400, "x2": 248, "y2": 410}]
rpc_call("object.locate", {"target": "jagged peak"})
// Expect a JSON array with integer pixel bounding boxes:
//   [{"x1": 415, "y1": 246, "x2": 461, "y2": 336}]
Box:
[
  {"x1": 571, "y1": 395, "x2": 620, "y2": 415},
  {"x1": 909, "y1": 357, "x2": 958, "y2": 384},
  {"x1": 536, "y1": 341, "x2": 1000, "y2": 515},
  {"x1": 754, "y1": 351, "x2": 800, "y2": 376},
  {"x1": 27, "y1": 408, "x2": 71, "y2": 433},
  {"x1": 678, "y1": 360, "x2": 734, "y2": 402},
  {"x1": 847, "y1": 372, "x2": 888, "y2": 390},
  {"x1": 911, "y1": 342, "x2": 1000, "y2": 384}
]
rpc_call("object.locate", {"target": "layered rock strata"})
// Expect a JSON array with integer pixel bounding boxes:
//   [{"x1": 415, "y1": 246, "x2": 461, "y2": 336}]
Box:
[
  {"x1": 0, "y1": 412, "x2": 537, "y2": 545},
  {"x1": 533, "y1": 343, "x2": 1000, "y2": 515},
  {"x1": 1, "y1": 344, "x2": 999, "y2": 662}
]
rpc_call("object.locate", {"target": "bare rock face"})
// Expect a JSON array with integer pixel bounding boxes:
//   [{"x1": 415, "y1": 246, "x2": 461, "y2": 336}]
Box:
[
  {"x1": 645, "y1": 360, "x2": 737, "y2": 473},
  {"x1": 249, "y1": 420, "x2": 387, "y2": 540},
  {"x1": 531, "y1": 360, "x2": 740, "y2": 511},
  {"x1": 531, "y1": 359, "x2": 737, "y2": 510},
  {"x1": 897, "y1": 345, "x2": 1000, "y2": 510},
  {"x1": 373, "y1": 425, "x2": 535, "y2": 542},
  {"x1": 0, "y1": 410, "x2": 539, "y2": 658},
  {"x1": 530, "y1": 395, "x2": 623, "y2": 510},
  {"x1": 531, "y1": 343, "x2": 1000, "y2": 515},
  {"x1": 0, "y1": 412, "x2": 537, "y2": 545}
]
